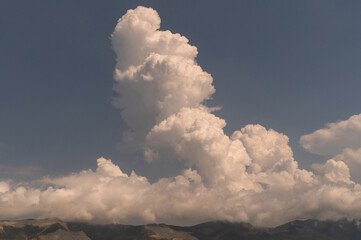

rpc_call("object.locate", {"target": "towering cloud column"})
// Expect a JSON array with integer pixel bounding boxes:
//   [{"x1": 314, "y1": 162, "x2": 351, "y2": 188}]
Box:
[
  {"x1": 111, "y1": 6, "x2": 315, "y2": 193},
  {"x1": 111, "y1": 6, "x2": 215, "y2": 149}
]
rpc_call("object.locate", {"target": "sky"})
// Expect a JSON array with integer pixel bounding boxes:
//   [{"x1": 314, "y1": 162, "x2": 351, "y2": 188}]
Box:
[{"x1": 1, "y1": 0, "x2": 361, "y2": 226}]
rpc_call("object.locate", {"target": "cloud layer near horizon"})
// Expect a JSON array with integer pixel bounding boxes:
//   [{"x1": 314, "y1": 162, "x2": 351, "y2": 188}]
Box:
[{"x1": 1, "y1": 6, "x2": 361, "y2": 227}]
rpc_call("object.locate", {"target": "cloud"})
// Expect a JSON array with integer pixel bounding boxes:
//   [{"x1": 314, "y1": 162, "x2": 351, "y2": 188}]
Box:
[
  {"x1": 232, "y1": 124, "x2": 293, "y2": 173},
  {"x1": 111, "y1": 6, "x2": 214, "y2": 149},
  {"x1": 332, "y1": 148, "x2": 361, "y2": 183},
  {"x1": 300, "y1": 114, "x2": 361, "y2": 156},
  {"x1": 145, "y1": 107, "x2": 255, "y2": 192},
  {"x1": 301, "y1": 114, "x2": 361, "y2": 183},
  {"x1": 316, "y1": 159, "x2": 354, "y2": 185},
  {"x1": 2, "y1": 6, "x2": 361, "y2": 227},
  {"x1": 0, "y1": 157, "x2": 360, "y2": 227}
]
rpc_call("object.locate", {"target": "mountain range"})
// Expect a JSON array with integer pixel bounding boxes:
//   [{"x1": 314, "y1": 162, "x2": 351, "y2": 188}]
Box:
[{"x1": 1, "y1": 218, "x2": 361, "y2": 240}]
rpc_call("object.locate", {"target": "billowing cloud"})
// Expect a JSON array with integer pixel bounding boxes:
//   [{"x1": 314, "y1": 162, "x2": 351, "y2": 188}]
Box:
[
  {"x1": 0, "y1": 157, "x2": 360, "y2": 227},
  {"x1": 145, "y1": 107, "x2": 255, "y2": 192},
  {"x1": 2, "y1": 6, "x2": 361, "y2": 227},
  {"x1": 313, "y1": 148, "x2": 361, "y2": 183},
  {"x1": 300, "y1": 114, "x2": 361, "y2": 156},
  {"x1": 313, "y1": 159, "x2": 354, "y2": 185},
  {"x1": 301, "y1": 114, "x2": 361, "y2": 183},
  {"x1": 111, "y1": 6, "x2": 214, "y2": 149}
]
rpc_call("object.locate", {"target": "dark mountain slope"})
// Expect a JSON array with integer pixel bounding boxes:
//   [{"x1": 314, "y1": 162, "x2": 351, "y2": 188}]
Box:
[{"x1": 0, "y1": 218, "x2": 361, "y2": 240}]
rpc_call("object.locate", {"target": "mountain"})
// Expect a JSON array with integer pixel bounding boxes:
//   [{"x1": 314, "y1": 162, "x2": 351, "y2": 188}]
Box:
[{"x1": 0, "y1": 218, "x2": 360, "y2": 240}]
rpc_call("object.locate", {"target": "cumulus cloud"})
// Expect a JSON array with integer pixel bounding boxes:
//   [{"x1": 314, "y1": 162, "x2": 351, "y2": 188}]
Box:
[
  {"x1": 111, "y1": 6, "x2": 214, "y2": 149},
  {"x1": 145, "y1": 107, "x2": 255, "y2": 192},
  {"x1": 301, "y1": 114, "x2": 361, "y2": 183},
  {"x1": 0, "y1": 157, "x2": 360, "y2": 227},
  {"x1": 300, "y1": 114, "x2": 361, "y2": 156},
  {"x1": 319, "y1": 148, "x2": 361, "y2": 183},
  {"x1": 2, "y1": 6, "x2": 361, "y2": 227},
  {"x1": 313, "y1": 159, "x2": 354, "y2": 185}
]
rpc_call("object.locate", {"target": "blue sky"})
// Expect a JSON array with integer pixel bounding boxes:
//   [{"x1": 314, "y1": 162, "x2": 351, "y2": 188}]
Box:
[
  {"x1": 1, "y1": 0, "x2": 361, "y2": 181},
  {"x1": 2, "y1": 1, "x2": 361, "y2": 225}
]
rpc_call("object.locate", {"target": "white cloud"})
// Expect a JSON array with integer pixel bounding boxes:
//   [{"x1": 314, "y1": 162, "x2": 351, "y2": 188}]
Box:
[
  {"x1": 333, "y1": 148, "x2": 361, "y2": 183},
  {"x1": 145, "y1": 107, "x2": 255, "y2": 192},
  {"x1": 2, "y1": 6, "x2": 361, "y2": 227},
  {"x1": 111, "y1": 6, "x2": 214, "y2": 149},
  {"x1": 0, "y1": 157, "x2": 360, "y2": 227},
  {"x1": 232, "y1": 124, "x2": 293, "y2": 173},
  {"x1": 301, "y1": 114, "x2": 361, "y2": 183},
  {"x1": 109, "y1": 7, "x2": 361, "y2": 225},
  {"x1": 322, "y1": 159, "x2": 354, "y2": 184},
  {"x1": 300, "y1": 114, "x2": 361, "y2": 156}
]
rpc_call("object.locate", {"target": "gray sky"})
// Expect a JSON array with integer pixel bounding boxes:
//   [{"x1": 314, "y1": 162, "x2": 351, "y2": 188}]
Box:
[{"x1": 1, "y1": 0, "x2": 361, "y2": 181}]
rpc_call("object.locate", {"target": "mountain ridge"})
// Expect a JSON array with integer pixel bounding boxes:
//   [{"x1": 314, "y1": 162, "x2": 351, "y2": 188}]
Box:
[{"x1": 0, "y1": 218, "x2": 360, "y2": 240}]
